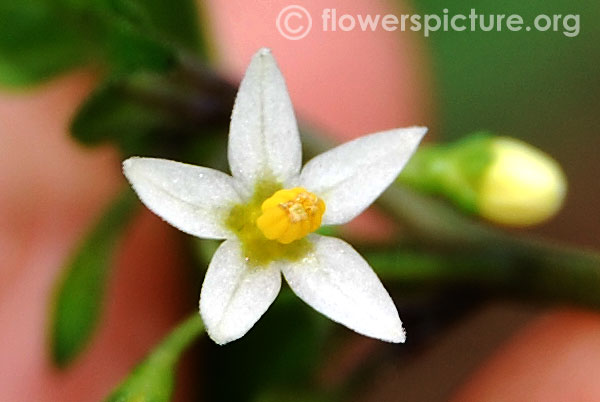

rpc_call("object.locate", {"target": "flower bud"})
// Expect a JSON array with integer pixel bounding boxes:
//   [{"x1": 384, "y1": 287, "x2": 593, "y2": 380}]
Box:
[
  {"x1": 398, "y1": 133, "x2": 567, "y2": 227},
  {"x1": 478, "y1": 137, "x2": 566, "y2": 226}
]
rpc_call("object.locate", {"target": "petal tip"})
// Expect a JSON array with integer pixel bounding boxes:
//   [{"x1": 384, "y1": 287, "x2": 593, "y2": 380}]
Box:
[
  {"x1": 199, "y1": 306, "x2": 236, "y2": 346},
  {"x1": 375, "y1": 321, "x2": 406, "y2": 344},
  {"x1": 391, "y1": 326, "x2": 407, "y2": 343},
  {"x1": 122, "y1": 157, "x2": 134, "y2": 170},
  {"x1": 402, "y1": 125, "x2": 428, "y2": 141},
  {"x1": 206, "y1": 329, "x2": 234, "y2": 346},
  {"x1": 122, "y1": 156, "x2": 145, "y2": 174},
  {"x1": 374, "y1": 318, "x2": 406, "y2": 343},
  {"x1": 414, "y1": 125, "x2": 428, "y2": 137},
  {"x1": 122, "y1": 157, "x2": 138, "y2": 179},
  {"x1": 250, "y1": 47, "x2": 274, "y2": 65},
  {"x1": 201, "y1": 315, "x2": 246, "y2": 346},
  {"x1": 415, "y1": 125, "x2": 428, "y2": 134}
]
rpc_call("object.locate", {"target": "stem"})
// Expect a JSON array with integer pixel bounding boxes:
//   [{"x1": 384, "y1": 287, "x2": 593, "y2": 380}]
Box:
[
  {"x1": 147, "y1": 314, "x2": 204, "y2": 367},
  {"x1": 364, "y1": 247, "x2": 600, "y2": 309},
  {"x1": 105, "y1": 314, "x2": 204, "y2": 402},
  {"x1": 98, "y1": 56, "x2": 600, "y2": 311},
  {"x1": 300, "y1": 127, "x2": 600, "y2": 309}
]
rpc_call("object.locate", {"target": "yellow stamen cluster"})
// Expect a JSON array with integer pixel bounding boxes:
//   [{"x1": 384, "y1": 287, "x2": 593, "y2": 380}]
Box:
[{"x1": 256, "y1": 187, "x2": 326, "y2": 244}]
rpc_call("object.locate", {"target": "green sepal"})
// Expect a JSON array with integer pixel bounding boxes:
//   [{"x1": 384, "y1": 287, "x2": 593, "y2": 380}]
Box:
[{"x1": 398, "y1": 132, "x2": 495, "y2": 213}]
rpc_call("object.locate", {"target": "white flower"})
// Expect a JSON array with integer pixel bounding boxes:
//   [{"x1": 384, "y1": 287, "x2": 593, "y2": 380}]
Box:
[{"x1": 123, "y1": 48, "x2": 427, "y2": 345}]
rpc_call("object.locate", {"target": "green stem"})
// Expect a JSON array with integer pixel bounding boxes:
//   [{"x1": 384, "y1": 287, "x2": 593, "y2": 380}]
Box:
[
  {"x1": 365, "y1": 246, "x2": 600, "y2": 308},
  {"x1": 145, "y1": 314, "x2": 204, "y2": 367},
  {"x1": 105, "y1": 314, "x2": 204, "y2": 402},
  {"x1": 301, "y1": 128, "x2": 600, "y2": 308}
]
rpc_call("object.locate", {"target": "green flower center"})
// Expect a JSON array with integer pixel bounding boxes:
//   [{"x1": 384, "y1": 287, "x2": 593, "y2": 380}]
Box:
[{"x1": 225, "y1": 180, "x2": 312, "y2": 266}]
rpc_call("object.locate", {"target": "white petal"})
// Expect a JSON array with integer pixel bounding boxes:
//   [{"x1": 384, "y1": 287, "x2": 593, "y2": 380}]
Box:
[
  {"x1": 228, "y1": 48, "x2": 302, "y2": 190},
  {"x1": 199, "y1": 240, "x2": 281, "y2": 344},
  {"x1": 300, "y1": 127, "x2": 427, "y2": 225},
  {"x1": 123, "y1": 157, "x2": 241, "y2": 239},
  {"x1": 279, "y1": 235, "x2": 405, "y2": 343}
]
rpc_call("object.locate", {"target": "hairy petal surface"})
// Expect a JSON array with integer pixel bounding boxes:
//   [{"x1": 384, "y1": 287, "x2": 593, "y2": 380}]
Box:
[
  {"x1": 199, "y1": 240, "x2": 282, "y2": 345},
  {"x1": 299, "y1": 127, "x2": 427, "y2": 225},
  {"x1": 123, "y1": 157, "x2": 241, "y2": 239},
  {"x1": 280, "y1": 235, "x2": 405, "y2": 343},
  {"x1": 228, "y1": 48, "x2": 302, "y2": 190}
]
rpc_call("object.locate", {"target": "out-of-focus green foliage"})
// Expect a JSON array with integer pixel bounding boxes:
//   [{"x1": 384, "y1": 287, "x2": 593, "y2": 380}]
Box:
[
  {"x1": 99, "y1": 0, "x2": 201, "y2": 50},
  {"x1": 71, "y1": 74, "x2": 175, "y2": 155},
  {"x1": 0, "y1": 0, "x2": 92, "y2": 86},
  {"x1": 50, "y1": 189, "x2": 138, "y2": 367},
  {"x1": 0, "y1": 0, "x2": 203, "y2": 87},
  {"x1": 105, "y1": 315, "x2": 204, "y2": 402},
  {"x1": 70, "y1": 70, "x2": 234, "y2": 157}
]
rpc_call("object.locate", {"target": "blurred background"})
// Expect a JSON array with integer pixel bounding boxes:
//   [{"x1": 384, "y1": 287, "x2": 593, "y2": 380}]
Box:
[{"x1": 1, "y1": 0, "x2": 599, "y2": 401}]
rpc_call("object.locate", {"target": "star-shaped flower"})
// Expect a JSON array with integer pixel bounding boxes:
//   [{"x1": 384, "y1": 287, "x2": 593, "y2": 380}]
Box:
[{"x1": 123, "y1": 48, "x2": 426, "y2": 345}]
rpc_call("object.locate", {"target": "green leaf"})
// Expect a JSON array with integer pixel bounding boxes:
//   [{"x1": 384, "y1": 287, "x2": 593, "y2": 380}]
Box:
[
  {"x1": 90, "y1": 0, "x2": 176, "y2": 75},
  {"x1": 70, "y1": 76, "x2": 171, "y2": 155},
  {"x1": 123, "y1": 0, "x2": 202, "y2": 50},
  {"x1": 97, "y1": 0, "x2": 202, "y2": 51},
  {"x1": 106, "y1": 314, "x2": 204, "y2": 402},
  {"x1": 50, "y1": 188, "x2": 138, "y2": 367},
  {"x1": 83, "y1": 0, "x2": 205, "y2": 75},
  {"x1": 0, "y1": 0, "x2": 92, "y2": 87},
  {"x1": 0, "y1": 0, "x2": 203, "y2": 87},
  {"x1": 70, "y1": 73, "x2": 231, "y2": 157}
]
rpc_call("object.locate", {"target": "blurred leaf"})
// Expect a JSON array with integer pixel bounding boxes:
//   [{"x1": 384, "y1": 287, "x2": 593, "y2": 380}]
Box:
[
  {"x1": 106, "y1": 314, "x2": 204, "y2": 402},
  {"x1": 70, "y1": 75, "x2": 172, "y2": 155},
  {"x1": 121, "y1": 0, "x2": 201, "y2": 50},
  {"x1": 70, "y1": 72, "x2": 232, "y2": 157},
  {"x1": 90, "y1": 0, "x2": 185, "y2": 76},
  {"x1": 0, "y1": 0, "x2": 203, "y2": 87},
  {"x1": 97, "y1": 0, "x2": 202, "y2": 51},
  {"x1": 0, "y1": 0, "x2": 93, "y2": 87},
  {"x1": 50, "y1": 188, "x2": 138, "y2": 367},
  {"x1": 103, "y1": 14, "x2": 175, "y2": 75}
]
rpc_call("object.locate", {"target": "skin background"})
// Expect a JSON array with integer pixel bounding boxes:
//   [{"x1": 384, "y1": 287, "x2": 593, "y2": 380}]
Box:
[{"x1": 0, "y1": 0, "x2": 598, "y2": 401}]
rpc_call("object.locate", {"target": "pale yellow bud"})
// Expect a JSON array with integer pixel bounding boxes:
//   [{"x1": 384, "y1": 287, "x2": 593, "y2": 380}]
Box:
[{"x1": 478, "y1": 137, "x2": 567, "y2": 226}]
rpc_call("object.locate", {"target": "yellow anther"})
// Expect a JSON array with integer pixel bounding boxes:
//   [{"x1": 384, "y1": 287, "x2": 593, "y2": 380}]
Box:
[{"x1": 256, "y1": 187, "x2": 326, "y2": 244}]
